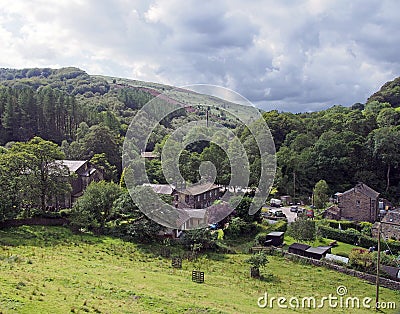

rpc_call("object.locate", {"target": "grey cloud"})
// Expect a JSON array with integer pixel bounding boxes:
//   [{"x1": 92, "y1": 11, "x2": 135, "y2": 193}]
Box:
[{"x1": 1, "y1": 0, "x2": 400, "y2": 112}]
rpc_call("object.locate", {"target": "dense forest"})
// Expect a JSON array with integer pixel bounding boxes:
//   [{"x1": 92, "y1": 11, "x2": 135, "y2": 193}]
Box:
[{"x1": 1, "y1": 67, "x2": 400, "y2": 217}]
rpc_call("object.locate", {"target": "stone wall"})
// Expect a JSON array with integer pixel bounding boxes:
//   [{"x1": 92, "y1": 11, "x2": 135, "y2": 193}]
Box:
[
  {"x1": 277, "y1": 249, "x2": 400, "y2": 290},
  {"x1": 0, "y1": 217, "x2": 69, "y2": 229}
]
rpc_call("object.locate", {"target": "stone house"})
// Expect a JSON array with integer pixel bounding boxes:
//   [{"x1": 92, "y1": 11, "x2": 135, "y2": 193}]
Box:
[
  {"x1": 143, "y1": 182, "x2": 221, "y2": 231},
  {"x1": 322, "y1": 205, "x2": 341, "y2": 220},
  {"x1": 377, "y1": 209, "x2": 400, "y2": 241},
  {"x1": 55, "y1": 160, "x2": 103, "y2": 208},
  {"x1": 175, "y1": 182, "x2": 220, "y2": 209},
  {"x1": 336, "y1": 182, "x2": 380, "y2": 223}
]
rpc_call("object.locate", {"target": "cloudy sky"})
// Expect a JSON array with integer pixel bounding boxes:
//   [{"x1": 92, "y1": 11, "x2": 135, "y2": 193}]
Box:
[{"x1": 0, "y1": 0, "x2": 399, "y2": 112}]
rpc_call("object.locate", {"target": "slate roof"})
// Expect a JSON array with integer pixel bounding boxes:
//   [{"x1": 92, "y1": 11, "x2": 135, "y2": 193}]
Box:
[
  {"x1": 55, "y1": 160, "x2": 87, "y2": 173},
  {"x1": 181, "y1": 182, "x2": 220, "y2": 195},
  {"x1": 143, "y1": 183, "x2": 175, "y2": 195},
  {"x1": 185, "y1": 209, "x2": 207, "y2": 219},
  {"x1": 267, "y1": 231, "x2": 285, "y2": 237},
  {"x1": 341, "y1": 182, "x2": 379, "y2": 199},
  {"x1": 305, "y1": 246, "x2": 332, "y2": 255},
  {"x1": 288, "y1": 243, "x2": 311, "y2": 251}
]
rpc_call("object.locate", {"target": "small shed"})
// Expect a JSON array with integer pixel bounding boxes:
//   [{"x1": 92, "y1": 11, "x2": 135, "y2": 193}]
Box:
[
  {"x1": 305, "y1": 246, "x2": 332, "y2": 260},
  {"x1": 381, "y1": 265, "x2": 400, "y2": 281},
  {"x1": 288, "y1": 243, "x2": 311, "y2": 256},
  {"x1": 264, "y1": 231, "x2": 284, "y2": 247}
]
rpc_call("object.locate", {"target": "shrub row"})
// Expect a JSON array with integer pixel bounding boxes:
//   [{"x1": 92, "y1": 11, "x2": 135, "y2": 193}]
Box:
[
  {"x1": 318, "y1": 225, "x2": 400, "y2": 254},
  {"x1": 318, "y1": 225, "x2": 359, "y2": 244},
  {"x1": 326, "y1": 219, "x2": 360, "y2": 231}
]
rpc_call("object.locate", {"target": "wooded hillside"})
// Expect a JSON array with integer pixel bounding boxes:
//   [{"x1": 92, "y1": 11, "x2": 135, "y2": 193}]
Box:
[{"x1": 1, "y1": 67, "x2": 400, "y2": 203}]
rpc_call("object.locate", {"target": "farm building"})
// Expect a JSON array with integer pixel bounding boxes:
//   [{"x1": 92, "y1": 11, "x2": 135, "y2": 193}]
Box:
[
  {"x1": 288, "y1": 243, "x2": 311, "y2": 256},
  {"x1": 322, "y1": 205, "x2": 341, "y2": 221},
  {"x1": 288, "y1": 243, "x2": 332, "y2": 260},
  {"x1": 264, "y1": 231, "x2": 285, "y2": 246}
]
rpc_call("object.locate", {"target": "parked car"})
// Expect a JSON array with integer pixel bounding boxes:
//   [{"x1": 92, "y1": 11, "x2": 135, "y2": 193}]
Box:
[
  {"x1": 290, "y1": 205, "x2": 298, "y2": 212},
  {"x1": 270, "y1": 198, "x2": 282, "y2": 207},
  {"x1": 297, "y1": 207, "x2": 304, "y2": 214},
  {"x1": 272, "y1": 209, "x2": 286, "y2": 218},
  {"x1": 306, "y1": 209, "x2": 314, "y2": 218},
  {"x1": 262, "y1": 209, "x2": 287, "y2": 219}
]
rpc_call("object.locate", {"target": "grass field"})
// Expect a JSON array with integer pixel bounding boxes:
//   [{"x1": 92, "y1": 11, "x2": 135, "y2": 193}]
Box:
[{"x1": 0, "y1": 226, "x2": 399, "y2": 313}]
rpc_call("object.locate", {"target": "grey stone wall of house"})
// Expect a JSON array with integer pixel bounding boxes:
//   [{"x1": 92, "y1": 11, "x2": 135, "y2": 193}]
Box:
[
  {"x1": 339, "y1": 190, "x2": 377, "y2": 223},
  {"x1": 381, "y1": 223, "x2": 400, "y2": 241},
  {"x1": 378, "y1": 210, "x2": 400, "y2": 241},
  {"x1": 177, "y1": 188, "x2": 219, "y2": 209}
]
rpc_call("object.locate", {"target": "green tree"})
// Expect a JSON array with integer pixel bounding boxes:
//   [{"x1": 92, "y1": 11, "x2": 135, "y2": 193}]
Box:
[
  {"x1": 0, "y1": 150, "x2": 34, "y2": 220},
  {"x1": 182, "y1": 228, "x2": 217, "y2": 251},
  {"x1": 287, "y1": 217, "x2": 316, "y2": 241},
  {"x1": 81, "y1": 125, "x2": 121, "y2": 173},
  {"x1": 71, "y1": 181, "x2": 121, "y2": 232},
  {"x1": 201, "y1": 143, "x2": 230, "y2": 185},
  {"x1": 9, "y1": 137, "x2": 70, "y2": 211},
  {"x1": 229, "y1": 196, "x2": 260, "y2": 223},
  {"x1": 90, "y1": 153, "x2": 117, "y2": 182},
  {"x1": 313, "y1": 180, "x2": 329, "y2": 209},
  {"x1": 112, "y1": 191, "x2": 164, "y2": 243},
  {"x1": 370, "y1": 126, "x2": 400, "y2": 192},
  {"x1": 245, "y1": 252, "x2": 268, "y2": 278}
]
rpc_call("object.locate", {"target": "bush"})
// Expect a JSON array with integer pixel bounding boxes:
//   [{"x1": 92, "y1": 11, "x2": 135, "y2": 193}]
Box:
[
  {"x1": 318, "y1": 225, "x2": 360, "y2": 244},
  {"x1": 182, "y1": 228, "x2": 217, "y2": 251},
  {"x1": 270, "y1": 220, "x2": 288, "y2": 233},
  {"x1": 349, "y1": 248, "x2": 374, "y2": 272},
  {"x1": 358, "y1": 235, "x2": 378, "y2": 249},
  {"x1": 245, "y1": 252, "x2": 268, "y2": 268},
  {"x1": 224, "y1": 217, "x2": 253, "y2": 238},
  {"x1": 287, "y1": 218, "x2": 316, "y2": 241},
  {"x1": 255, "y1": 233, "x2": 267, "y2": 246},
  {"x1": 359, "y1": 222, "x2": 372, "y2": 236}
]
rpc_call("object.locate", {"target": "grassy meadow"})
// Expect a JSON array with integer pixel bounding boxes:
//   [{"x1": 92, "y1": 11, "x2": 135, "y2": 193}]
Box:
[{"x1": 0, "y1": 226, "x2": 399, "y2": 313}]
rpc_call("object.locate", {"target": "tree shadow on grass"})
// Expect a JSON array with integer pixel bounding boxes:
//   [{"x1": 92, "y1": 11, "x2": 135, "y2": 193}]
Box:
[{"x1": 259, "y1": 273, "x2": 281, "y2": 283}]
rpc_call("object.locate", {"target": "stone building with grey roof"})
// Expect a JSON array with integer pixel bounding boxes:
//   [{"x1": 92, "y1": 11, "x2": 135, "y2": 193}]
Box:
[
  {"x1": 336, "y1": 182, "x2": 380, "y2": 223},
  {"x1": 54, "y1": 160, "x2": 103, "y2": 208}
]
